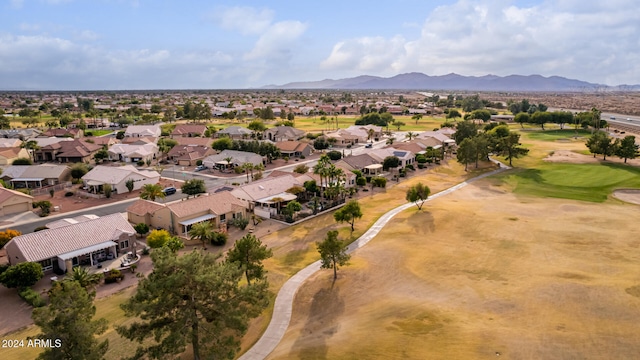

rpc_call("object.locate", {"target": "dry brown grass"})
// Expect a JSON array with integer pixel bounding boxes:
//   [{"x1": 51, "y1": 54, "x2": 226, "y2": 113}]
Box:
[{"x1": 268, "y1": 180, "x2": 640, "y2": 359}]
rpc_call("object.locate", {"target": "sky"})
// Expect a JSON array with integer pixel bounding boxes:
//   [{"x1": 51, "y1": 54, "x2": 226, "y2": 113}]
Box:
[{"x1": 0, "y1": 0, "x2": 638, "y2": 90}]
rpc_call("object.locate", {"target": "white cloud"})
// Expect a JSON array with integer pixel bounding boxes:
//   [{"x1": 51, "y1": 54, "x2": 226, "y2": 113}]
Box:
[
  {"x1": 320, "y1": 0, "x2": 640, "y2": 85},
  {"x1": 0, "y1": 34, "x2": 239, "y2": 89},
  {"x1": 210, "y1": 6, "x2": 274, "y2": 35},
  {"x1": 244, "y1": 20, "x2": 308, "y2": 61}
]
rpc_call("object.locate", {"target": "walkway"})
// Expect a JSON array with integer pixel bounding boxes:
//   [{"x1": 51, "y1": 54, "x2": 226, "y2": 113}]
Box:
[{"x1": 239, "y1": 162, "x2": 510, "y2": 359}]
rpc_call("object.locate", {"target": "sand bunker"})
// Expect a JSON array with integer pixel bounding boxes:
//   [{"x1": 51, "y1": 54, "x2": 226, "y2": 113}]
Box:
[
  {"x1": 613, "y1": 189, "x2": 640, "y2": 205},
  {"x1": 544, "y1": 149, "x2": 640, "y2": 167}
]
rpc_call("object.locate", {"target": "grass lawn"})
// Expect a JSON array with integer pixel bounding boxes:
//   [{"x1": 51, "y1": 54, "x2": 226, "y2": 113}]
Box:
[
  {"x1": 85, "y1": 129, "x2": 114, "y2": 136},
  {"x1": 523, "y1": 128, "x2": 592, "y2": 141},
  {"x1": 495, "y1": 162, "x2": 640, "y2": 202}
]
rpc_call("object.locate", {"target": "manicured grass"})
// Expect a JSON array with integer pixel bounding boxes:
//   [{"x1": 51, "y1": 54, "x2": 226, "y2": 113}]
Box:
[
  {"x1": 523, "y1": 129, "x2": 592, "y2": 142},
  {"x1": 85, "y1": 129, "x2": 114, "y2": 136},
  {"x1": 495, "y1": 162, "x2": 640, "y2": 202}
]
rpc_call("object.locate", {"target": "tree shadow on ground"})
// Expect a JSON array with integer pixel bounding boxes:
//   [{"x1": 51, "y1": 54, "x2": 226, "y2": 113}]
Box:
[{"x1": 290, "y1": 282, "x2": 345, "y2": 359}]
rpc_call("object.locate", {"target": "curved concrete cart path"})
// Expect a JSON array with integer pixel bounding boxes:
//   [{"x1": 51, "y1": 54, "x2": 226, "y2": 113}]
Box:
[{"x1": 240, "y1": 164, "x2": 509, "y2": 360}]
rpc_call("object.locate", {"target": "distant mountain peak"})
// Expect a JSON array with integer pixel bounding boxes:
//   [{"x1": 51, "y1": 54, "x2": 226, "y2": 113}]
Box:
[{"x1": 263, "y1": 72, "x2": 622, "y2": 91}]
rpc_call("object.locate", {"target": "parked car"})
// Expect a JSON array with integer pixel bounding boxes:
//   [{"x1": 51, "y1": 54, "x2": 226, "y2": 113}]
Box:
[
  {"x1": 195, "y1": 165, "x2": 207, "y2": 172},
  {"x1": 163, "y1": 187, "x2": 177, "y2": 195},
  {"x1": 365, "y1": 143, "x2": 373, "y2": 148}
]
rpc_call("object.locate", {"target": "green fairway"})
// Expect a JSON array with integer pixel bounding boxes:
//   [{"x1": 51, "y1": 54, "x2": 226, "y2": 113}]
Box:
[
  {"x1": 85, "y1": 129, "x2": 113, "y2": 136},
  {"x1": 495, "y1": 162, "x2": 640, "y2": 202},
  {"x1": 523, "y1": 129, "x2": 592, "y2": 142}
]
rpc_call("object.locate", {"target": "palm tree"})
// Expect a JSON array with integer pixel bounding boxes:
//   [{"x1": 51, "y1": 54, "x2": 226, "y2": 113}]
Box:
[
  {"x1": 67, "y1": 266, "x2": 103, "y2": 289},
  {"x1": 367, "y1": 128, "x2": 375, "y2": 143},
  {"x1": 21, "y1": 140, "x2": 39, "y2": 162},
  {"x1": 188, "y1": 221, "x2": 214, "y2": 250},
  {"x1": 406, "y1": 131, "x2": 416, "y2": 141},
  {"x1": 412, "y1": 114, "x2": 423, "y2": 124},
  {"x1": 242, "y1": 163, "x2": 254, "y2": 182},
  {"x1": 224, "y1": 156, "x2": 233, "y2": 172},
  {"x1": 140, "y1": 184, "x2": 165, "y2": 202},
  {"x1": 386, "y1": 137, "x2": 395, "y2": 145},
  {"x1": 313, "y1": 155, "x2": 331, "y2": 199}
]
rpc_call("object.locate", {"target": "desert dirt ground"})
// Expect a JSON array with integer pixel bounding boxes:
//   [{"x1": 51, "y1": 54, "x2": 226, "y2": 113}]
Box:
[{"x1": 268, "y1": 179, "x2": 640, "y2": 359}]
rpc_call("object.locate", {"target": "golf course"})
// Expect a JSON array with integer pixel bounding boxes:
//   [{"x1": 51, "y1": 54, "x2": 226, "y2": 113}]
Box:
[{"x1": 261, "y1": 127, "x2": 640, "y2": 359}]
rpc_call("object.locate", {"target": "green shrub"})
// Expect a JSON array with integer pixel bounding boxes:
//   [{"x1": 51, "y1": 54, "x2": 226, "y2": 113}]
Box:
[
  {"x1": 104, "y1": 269, "x2": 124, "y2": 284},
  {"x1": 103, "y1": 184, "x2": 112, "y2": 198},
  {"x1": 196, "y1": 159, "x2": 203, "y2": 166},
  {"x1": 210, "y1": 232, "x2": 228, "y2": 246},
  {"x1": 19, "y1": 287, "x2": 46, "y2": 307},
  {"x1": 300, "y1": 155, "x2": 306, "y2": 159},
  {"x1": 33, "y1": 226, "x2": 48, "y2": 232},
  {"x1": 136, "y1": 160, "x2": 145, "y2": 166}
]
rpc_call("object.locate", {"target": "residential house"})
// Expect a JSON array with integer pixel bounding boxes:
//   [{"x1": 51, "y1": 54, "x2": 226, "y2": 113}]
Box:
[
  {"x1": 1, "y1": 164, "x2": 71, "y2": 189},
  {"x1": 368, "y1": 148, "x2": 416, "y2": 168},
  {"x1": 0, "y1": 129, "x2": 41, "y2": 140},
  {"x1": 172, "y1": 137, "x2": 212, "y2": 147},
  {"x1": 40, "y1": 128, "x2": 83, "y2": 138},
  {"x1": 89, "y1": 136, "x2": 118, "y2": 148},
  {"x1": 4, "y1": 213, "x2": 136, "y2": 274},
  {"x1": 344, "y1": 125, "x2": 383, "y2": 140},
  {"x1": 0, "y1": 147, "x2": 30, "y2": 165},
  {"x1": 45, "y1": 214, "x2": 100, "y2": 230},
  {"x1": 275, "y1": 141, "x2": 313, "y2": 158},
  {"x1": 0, "y1": 186, "x2": 34, "y2": 216},
  {"x1": 418, "y1": 131, "x2": 455, "y2": 146},
  {"x1": 127, "y1": 191, "x2": 247, "y2": 236},
  {"x1": 216, "y1": 126, "x2": 252, "y2": 139},
  {"x1": 167, "y1": 145, "x2": 215, "y2": 166},
  {"x1": 0, "y1": 139, "x2": 22, "y2": 148},
  {"x1": 121, "y1": 137, "x2": 158, "y2": 145},
  {"x1": 82, "y1": 165, "x2": 160, "y2": 194},
  {"x1": 264, "y1": 126, "x2": 305, "y2": 142},
  {"x1": 124, "y1": 125, "x2": 161, "y2": 138},
  {"x1": 170, "y1": 124, "x2": 207, "y2": 138},
  {"x1": 202, "y1": 150, "x2": 264, "y2": 171},
  {"x1": 230, "y1": 174, "x2": 303, "y2": 218},
  {"x1": 335, "y1": 154, "x2": 380, "y2": 174},
  {"x1": 35, "y1": 139, "x2": 101, "y2": 163},
  {"x1": 323, "y1": 129, "x2": 362, "y2": 146},
  {"x1": 108, "y1": 143, "x2": 158, "y2": 164}
]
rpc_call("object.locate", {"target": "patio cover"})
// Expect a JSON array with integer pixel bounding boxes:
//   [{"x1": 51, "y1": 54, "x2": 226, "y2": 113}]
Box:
[
  {"x1": 178, "y1": 214, "x2": 216, "y2": 226},
  {"x1": 58, "y1": 240, "x2": 118, "y2": 261},
  {"x1": 256, "y1": 192, "x2": 298, "y2": 204}
]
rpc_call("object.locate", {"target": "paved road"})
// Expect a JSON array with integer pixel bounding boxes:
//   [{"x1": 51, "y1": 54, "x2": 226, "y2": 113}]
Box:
[{"x1": 239, "y1": 161, "x2": 510, "y2": 360}]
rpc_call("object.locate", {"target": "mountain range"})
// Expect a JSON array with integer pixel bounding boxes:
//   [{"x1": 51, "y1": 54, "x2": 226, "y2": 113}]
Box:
[{"x1": 264, "y1": 72, "x2": 640, "y2": 92}]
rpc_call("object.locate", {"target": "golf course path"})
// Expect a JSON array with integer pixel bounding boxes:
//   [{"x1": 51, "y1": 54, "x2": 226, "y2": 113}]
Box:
[{"x1": 239, "y1": 162, "x2": 509, "y2": 360}]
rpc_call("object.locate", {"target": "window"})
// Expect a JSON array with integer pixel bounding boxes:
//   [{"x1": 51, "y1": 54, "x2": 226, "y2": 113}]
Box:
[
  {"x1": 40, "y1": 258, "x2": 53, "y2": 271},
  {"x1": 120, "y1": 240, "x2": 129, "y2": 250},
  {"x1": 220, "y1": 214, "x2": 226, "y2": 223}
]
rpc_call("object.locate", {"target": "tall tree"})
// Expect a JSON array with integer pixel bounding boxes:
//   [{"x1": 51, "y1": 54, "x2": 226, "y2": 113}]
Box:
[
  {"x1": 616, "y1": 135, "x2": 639, "y2": 163},
  {"x1": 453, "y1": 120, "x2": 478, "y2": 144},
  {"x1": 226, "y1": 234, "x2": 273, "y2": 285},
  {"x1": 406, "y1": 182, "x2": 431, "y2": 210},
  {"x1": 333, "y1": 200, "x2": 363, "y2": 234},
  {"x1": 181, "y1": 179, "x2": 206, "y2": 198},
  {"x1": 32, "y1": 281, "x2": 108, "y2": 360},
  {"x1": 117, "y1": 247, "x2": 269, "y2": 360},
  {"x1": 456, "y1": 138, "x2": 475, "y2": 171},
  {"x1": 586, "y1": 131, "x2": 618, "y2": 160},
  {"x1": 317, "y1": 230, "x2": 351, "y2": 281},
  {"x1": 494, "y1": 131, "x2": 529, "y2": 166}
]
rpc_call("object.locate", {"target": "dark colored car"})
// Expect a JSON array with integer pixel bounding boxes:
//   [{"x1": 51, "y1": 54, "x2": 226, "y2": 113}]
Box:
[
  {"x1": 365, "y1": 143, "x2": 373, "y2": 148},
  {"x1": 162, "y1": 187, "x2": 177, "y2": 195}
]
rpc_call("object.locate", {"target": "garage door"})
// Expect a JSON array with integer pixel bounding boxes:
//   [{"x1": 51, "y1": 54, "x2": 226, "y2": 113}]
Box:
[{"x1": 3, "y1": 202, "x2": 30, "y2": 216}]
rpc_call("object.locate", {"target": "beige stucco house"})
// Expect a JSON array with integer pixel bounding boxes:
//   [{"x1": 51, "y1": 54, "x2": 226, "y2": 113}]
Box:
[{"x1": 127, "y1": 191, "x2": 247, "y2": 237}]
